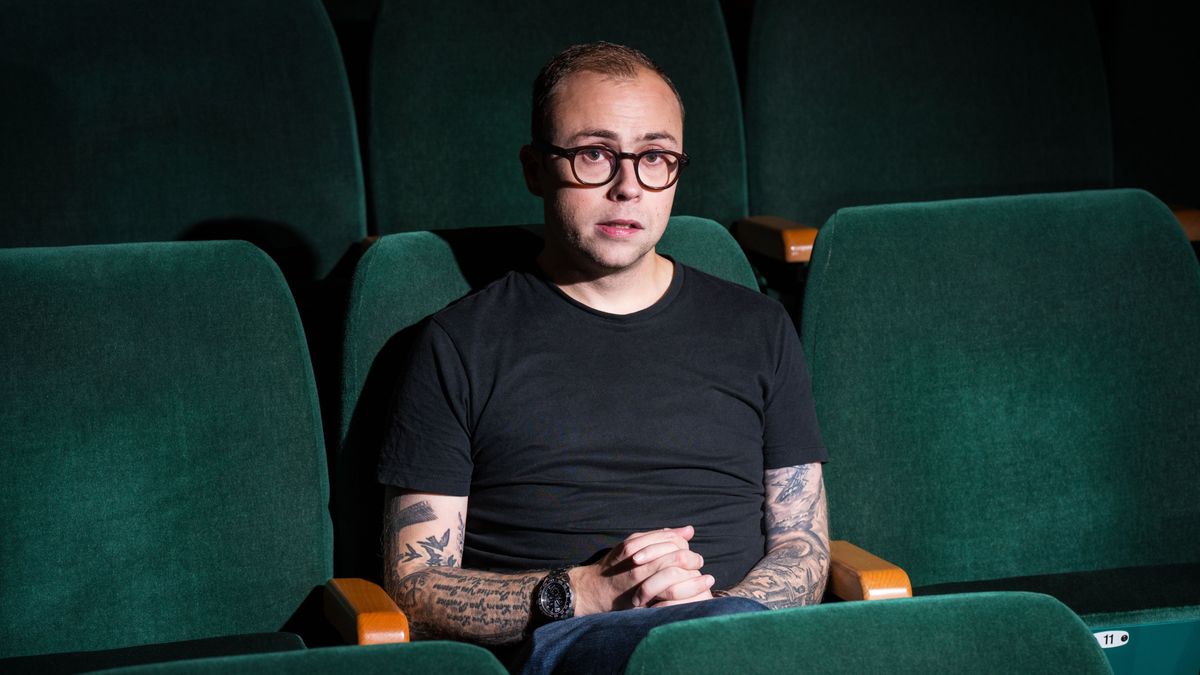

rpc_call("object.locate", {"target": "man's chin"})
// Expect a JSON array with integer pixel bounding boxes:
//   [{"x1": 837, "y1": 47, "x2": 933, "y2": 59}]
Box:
[{"x1": 582, "y1": 246, "x2": 658, "y2": 275}]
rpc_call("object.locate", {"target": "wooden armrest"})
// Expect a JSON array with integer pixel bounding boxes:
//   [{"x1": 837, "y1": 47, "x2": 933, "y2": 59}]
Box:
[
  {"x1": 734, "y1": 215, "x2": 819, "y2": 263},
  {"x1": 1170, "y1": 206, "x2": 1200, "y2": 242},
  {"x1": 828, "y1": 540, "x2": 912, "y2": 601},
  {"x1": 324, "y1": 578, "x2": 410, "y2": 645}
]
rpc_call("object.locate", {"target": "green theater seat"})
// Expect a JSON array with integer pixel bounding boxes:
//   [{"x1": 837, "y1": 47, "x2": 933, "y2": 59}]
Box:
[
  {"x1": 0, "y1": 241, "x2": 406, "y2": 671},
  {"x1": 802, "y1": 189, "x2": 1200, "y2": 674},
  {"x1": 366, "y1": 0, "x2": 747, "y2": 234},
  {"x1": 0, "y1": 0, "x2": 366, "y2": 281},
  {"x1": 625, "y1": 592, "x2": 1112, "y2": 674}
]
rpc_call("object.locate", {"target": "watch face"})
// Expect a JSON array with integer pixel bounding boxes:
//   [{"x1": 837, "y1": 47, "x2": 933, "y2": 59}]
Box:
[{"x1": 538, "y1": 574, "x2": 573, "y2": 619}]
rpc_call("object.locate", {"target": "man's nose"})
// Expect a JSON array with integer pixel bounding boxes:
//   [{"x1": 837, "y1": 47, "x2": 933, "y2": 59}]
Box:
[{"x1": 607, "y1": 157, "x2": 643, "y2": 201}]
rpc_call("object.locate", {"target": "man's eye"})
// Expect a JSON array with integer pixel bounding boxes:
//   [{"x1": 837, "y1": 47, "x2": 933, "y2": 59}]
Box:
[
  {"x1": 642, "y1": 151, "x2": 664, "y2": 165},
  {"x1": 580, "y1": 149, "x2": 608, "y2": 163}
]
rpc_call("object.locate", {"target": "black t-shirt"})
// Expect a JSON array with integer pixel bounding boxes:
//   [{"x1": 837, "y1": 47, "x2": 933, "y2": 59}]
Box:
[{"x1": 378, "y1": 260, "x2": 826, "y2": 588}]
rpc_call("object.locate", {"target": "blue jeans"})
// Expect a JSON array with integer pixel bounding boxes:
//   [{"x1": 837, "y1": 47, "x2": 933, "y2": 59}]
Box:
[{"x1": 508, "y1": 596, "x2": 768, "y2": 675}]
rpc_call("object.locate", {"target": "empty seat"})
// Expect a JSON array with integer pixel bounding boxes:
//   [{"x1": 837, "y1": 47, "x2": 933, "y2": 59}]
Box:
[
  {"x1": 0, "y1": 241, "x2": 403, "y2": 670},
  {"x1": 0, "y1": 0, "x2": 366, "y2": 281},
  {"x1": 366, "y1": 0, "x2": 747, "y2": 234},
  {"x1": 802, "y1": 189, "x2": 1200, "y2": 674}
]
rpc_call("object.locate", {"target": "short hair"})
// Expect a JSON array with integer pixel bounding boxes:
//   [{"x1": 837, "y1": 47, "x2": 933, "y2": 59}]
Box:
[{"x1": 531, "y1": 41, "x2": 685, "y2": 142}]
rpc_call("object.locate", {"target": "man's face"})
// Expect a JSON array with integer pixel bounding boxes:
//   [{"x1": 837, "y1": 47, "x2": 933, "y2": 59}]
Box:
[{"x1": 525, "y1": 68, "x2": 683, "y2": 276}]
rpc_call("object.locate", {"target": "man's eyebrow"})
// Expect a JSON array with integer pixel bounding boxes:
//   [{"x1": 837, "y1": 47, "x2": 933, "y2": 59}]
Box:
[
  {"x1": 639, "y1": 131, "x2": 678, "y2": 144},
  {"x1": 566, "y1": 129, "x2": 679, "y2": 146},
  {"x1": 567, "y1": 129, "x2": 618, "y2": 144}
]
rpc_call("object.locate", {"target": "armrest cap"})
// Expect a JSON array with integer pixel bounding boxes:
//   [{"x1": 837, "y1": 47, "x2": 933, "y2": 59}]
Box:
[
  {"x1": 324, "y1": 578, "x2": 410, "y2": 645},
  {"x1": 734, "y1": 215, "x2": 818, "y2": 263},
  {"x1": 1171, "y1": 206, "x2": 1200, "y2": 242},
  {"x1": 829, "y1": 540, "x2": 912, "y2": 601}
]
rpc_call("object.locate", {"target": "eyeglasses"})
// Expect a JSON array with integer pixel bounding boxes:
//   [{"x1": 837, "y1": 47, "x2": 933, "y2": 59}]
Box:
[{"x1": 532, "y1": 140, "x2": 689, "y2": 191}]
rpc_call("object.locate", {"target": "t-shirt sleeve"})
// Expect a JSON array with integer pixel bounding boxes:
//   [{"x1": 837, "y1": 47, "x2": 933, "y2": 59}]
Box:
[
  {"x1": 377, "y1": 318, "x2": 474, "y2": 495},
  {"x1": 762, "y1": 308, "x2": 828, "y2": 469}
]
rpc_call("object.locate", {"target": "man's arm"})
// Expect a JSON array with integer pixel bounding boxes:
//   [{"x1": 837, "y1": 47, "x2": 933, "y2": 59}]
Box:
[
  {"x1": 726, "y1": 463, "x2": 830, "y2": 608},
  {"x1": 382, "y1": 487, "x2": 712, "y2": 644},
  {"x1": 383, "y1": 488, "x2": 540, "y2": 645}
]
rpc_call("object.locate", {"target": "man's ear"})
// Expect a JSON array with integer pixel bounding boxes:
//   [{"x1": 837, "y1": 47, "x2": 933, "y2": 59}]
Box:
[{"x1": 519, "y1": 145, "x2": 545, "y2": 198}]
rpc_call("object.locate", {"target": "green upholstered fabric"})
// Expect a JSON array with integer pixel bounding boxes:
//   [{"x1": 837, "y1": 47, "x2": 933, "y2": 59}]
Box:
[
  {"x1": 624, "y1": 592, "x2": 1113, "y2": 674},
  {"x1": 745, "y1": 0, "x2": 1113, "y2": 226},
  {"x1": 94, "y1": 641, "x2": 507, "y2": 674},
  {"x1": 1090, "y1": 609, "x2": 1200, "y2": 631},
  {"x1": 657, "y1": 217, "x2": 758, "y2": 291},
  {"x1": 333, "y1": 217, "x2": 755, "y2": 578},
  {"x1": 96, "y1": 642, "x2": 506, "y2": 674},
  {"x1": 0, "y1": 241, "x2": 332, "y2": 658},
  {"x1": 368, "y1": 0, "x2": 747, "y2": 233},
  {"x1": 802, "y1": 189, "x2": 1200, "y2": 588},
  {"x1": 0, "y1": 633, "x2": 306, "y2": 675},
  {"x1": 0, "y1": 0, "x2": 366, "y2": 280}
]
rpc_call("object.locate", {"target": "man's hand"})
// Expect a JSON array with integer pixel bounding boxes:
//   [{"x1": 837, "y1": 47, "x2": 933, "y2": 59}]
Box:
[{"x1": 569, "y1": 526, "x2": 715, "y2": 615}]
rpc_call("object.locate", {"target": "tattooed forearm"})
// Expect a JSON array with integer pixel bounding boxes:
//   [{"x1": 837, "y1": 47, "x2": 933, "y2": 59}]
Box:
[
  {"x1": 398, "y1": 528, "x2": 458, "y2": 566},
  {"x1": 381, "y1": 500, "x2": 437, "y2": 550},
  {"x1": 393, "y1": 567, "x2": 542, "y2": 644},
  {"x1": 728, "y1": 464, "x2": 830, "y2": 609},
  {"x1": 382, "y1": 490, "x2": 542, "y2": 644},
  {"x1": 729, "y1": 539, "x2": 828, "y2": 608}
]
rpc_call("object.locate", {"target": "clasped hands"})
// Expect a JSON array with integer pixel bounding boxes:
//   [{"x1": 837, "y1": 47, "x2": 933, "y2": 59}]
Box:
[{"x1": 568, "y1": 525, "x2": 716, "y2": 616}]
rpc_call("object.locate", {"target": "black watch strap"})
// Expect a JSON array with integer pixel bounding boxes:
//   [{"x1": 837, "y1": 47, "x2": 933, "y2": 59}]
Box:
[{"x1": 534, "y1": 566, "x2": 576, "y2": 621}]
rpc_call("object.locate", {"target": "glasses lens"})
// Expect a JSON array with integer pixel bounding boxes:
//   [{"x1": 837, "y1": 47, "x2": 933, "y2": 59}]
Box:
[
  {"x1": 571, "y1": 147, "x2": 616, "y2": 185},
  {"x1": 637, "y1": 151, "x2": 681, "y2": 189}
]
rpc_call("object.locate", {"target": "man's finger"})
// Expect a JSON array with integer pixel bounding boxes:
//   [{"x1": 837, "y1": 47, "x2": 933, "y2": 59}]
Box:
[
  {"x1": 633, "y1": 567, "x2": 713, "y2": 608},
  {"x1": 630, "y1": 540, "x2": 699, "y2": 566},
  {"x1": 614, "y1": 526, "x2": 694, "y2": 564},
  {"x1": 646, "y1": 574, "x2": 716, "y2": 607}
]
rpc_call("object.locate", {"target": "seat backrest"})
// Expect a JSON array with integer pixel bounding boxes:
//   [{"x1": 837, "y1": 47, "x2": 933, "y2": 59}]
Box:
[
  {"x1": 625, "y1": 592, "x2": 1113, "y2": 674},
  {"x1": 367, "y1": 0, "x2": 746, "y2": 234},
  {"x1": 333, "y1": 216, "x2": 756, "y2": 578},
  {"x1": 745, "y1": 0, "x2": 1113, "y2": 226},
  {"x1": 96, "y1": 640, "x2": 508, "y2": 674},
  {"x1": 0, "y1": 241, "x2": 332, "y2": 658},
  {"x1": 0, "y1": 0, "x2": 366, "y2": 281},
  {"x1": 802, "y1": 189, "x2": 1200, "y2": 586}
]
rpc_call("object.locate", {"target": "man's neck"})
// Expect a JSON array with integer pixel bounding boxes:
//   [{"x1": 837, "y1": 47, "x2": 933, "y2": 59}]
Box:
[{"x1": 537, "y1": 250, "x2": 675, "y2": 315}]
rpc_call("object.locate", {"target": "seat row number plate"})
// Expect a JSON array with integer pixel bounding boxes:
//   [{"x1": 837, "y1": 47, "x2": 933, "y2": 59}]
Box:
[{"x1": 1093, "y1": 630, "x2": 1130, "y2": 649}]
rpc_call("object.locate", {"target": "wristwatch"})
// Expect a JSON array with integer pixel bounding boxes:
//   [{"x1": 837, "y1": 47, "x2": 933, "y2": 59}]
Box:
[{"x1": 534, "y1": 567, "x2": 576, "y2": 621}]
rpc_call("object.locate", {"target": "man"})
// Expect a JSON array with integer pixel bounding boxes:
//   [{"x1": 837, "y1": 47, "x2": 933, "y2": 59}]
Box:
[{"x1": 379, "y1": 42, "x2": 828, "y2": 673}]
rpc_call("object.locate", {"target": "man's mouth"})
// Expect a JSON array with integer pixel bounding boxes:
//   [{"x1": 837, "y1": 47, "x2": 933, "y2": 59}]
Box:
[{"x1": 597, "y1": 220, "x2": 644, "y2": 237}]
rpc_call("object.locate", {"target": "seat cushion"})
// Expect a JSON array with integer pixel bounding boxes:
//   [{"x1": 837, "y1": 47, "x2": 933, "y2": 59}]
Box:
[{"x1": 0, "y1": 633, "x2": 304, "y2": 675}]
